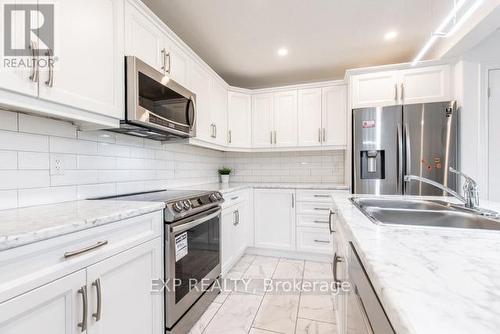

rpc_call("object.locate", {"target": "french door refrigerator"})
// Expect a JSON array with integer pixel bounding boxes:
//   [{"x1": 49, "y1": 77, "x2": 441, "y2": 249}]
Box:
[{"x1": 352, "y1": 101, "x2": 458, "y2": 195}]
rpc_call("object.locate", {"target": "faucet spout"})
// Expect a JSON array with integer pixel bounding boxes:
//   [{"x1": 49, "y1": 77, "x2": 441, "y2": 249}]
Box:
[{"x1": 403, "y1": 175, "x2": 468, "y2": 205}]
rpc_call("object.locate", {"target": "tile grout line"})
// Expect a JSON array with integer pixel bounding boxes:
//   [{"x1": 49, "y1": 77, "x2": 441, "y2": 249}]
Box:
[{"x1": 293, "y1": 259, "x2": 307, "y2": 334}]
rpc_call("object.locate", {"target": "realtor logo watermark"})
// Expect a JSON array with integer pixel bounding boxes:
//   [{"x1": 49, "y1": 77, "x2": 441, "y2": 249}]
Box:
[{"x1": 2, "y1": 2, "x2": 56, "y2": 70}]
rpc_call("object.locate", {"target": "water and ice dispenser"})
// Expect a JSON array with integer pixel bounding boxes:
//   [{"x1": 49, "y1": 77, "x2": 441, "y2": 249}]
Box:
[{"x1": 360, "y1": 150, "x2": 385, "y2": 179}]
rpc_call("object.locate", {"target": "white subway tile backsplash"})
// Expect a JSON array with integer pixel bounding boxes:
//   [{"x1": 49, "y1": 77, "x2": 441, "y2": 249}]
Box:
[
  {"x1": 0, "y1": 190, "x2": 18, "y2": 209},
  {"x1": 51, "y1": 170, "x2": 100, "y2": 186},
  {"x1": 18, "y1": 152, "x2": 50, "y2": 169},
  {"x1": 19, "y1": 114, "x2": 76, "y2": 138},
  {"x1": 0, "y1": 170, "x2": 50, "y2": 189},
  {"x1": 50, "y1": 137, "x2": 97, "y2": 155},
  {"x1": 0, "y1": 110, "x2": 18, "y2": 131},
  {"x1": 0, "y1": 151, "x2": 18, "y2": 169},
  {"x1": 98, "y1": 142, "x2": 130, "y2": 157},
  {"x1": 18, "y1": 186, "x2": 77, "y2": 207},
  {"x1": 77, "y1": 155, "x2": 116, "y2": 170},
  {"x1": 77, "y1": 183, "x2": 116, "y2": 200},
  {"x1": 0, "y1": 131, "x2": 49, "y2": 152}
]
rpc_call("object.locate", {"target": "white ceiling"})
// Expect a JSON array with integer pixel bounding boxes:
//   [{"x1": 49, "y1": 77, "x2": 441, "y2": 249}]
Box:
[{"x1": 142, "y1": 0, "x2": 453, "y2": 89}]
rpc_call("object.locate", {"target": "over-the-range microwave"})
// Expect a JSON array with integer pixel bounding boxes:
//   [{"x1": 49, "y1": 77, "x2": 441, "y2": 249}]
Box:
[{"x1": 110, "y1": 56, "x2": 196, "y2": 141}]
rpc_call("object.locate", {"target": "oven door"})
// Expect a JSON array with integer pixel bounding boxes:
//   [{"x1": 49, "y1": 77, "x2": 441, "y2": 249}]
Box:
[
  {"x1": 126, "y1": 56, "x2": 196, "y2": 138},
  {"x1": 165, "y1": 207, "x2": 221, "y2": 329}
]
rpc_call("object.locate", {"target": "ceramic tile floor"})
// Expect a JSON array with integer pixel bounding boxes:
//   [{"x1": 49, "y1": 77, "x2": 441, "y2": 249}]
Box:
[{"x1": 189, "y1": 255, "x2": 338, "y2": 334}]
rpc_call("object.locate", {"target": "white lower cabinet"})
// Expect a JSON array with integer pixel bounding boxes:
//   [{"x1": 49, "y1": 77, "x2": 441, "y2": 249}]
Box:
[
  {"x1": 86, "y1": 238, "x2": 163, "y2": 334},
  {"x1": 221, "y1": 195, "x2": 248, "y2": 275},
  {"x1": 254, "y1": 189, "x2": 296, "y2": 251},
  {"x1": 296, "y1": 227, "x2": 333, "y2": 254},
  {"x1": 0, "y1": 269, "x2": 86, "y2": 334}
]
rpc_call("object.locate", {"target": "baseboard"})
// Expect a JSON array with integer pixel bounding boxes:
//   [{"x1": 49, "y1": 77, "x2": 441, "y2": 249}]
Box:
[{"x1": 245, "y1": 247, "x2": 333, "y2": 263}]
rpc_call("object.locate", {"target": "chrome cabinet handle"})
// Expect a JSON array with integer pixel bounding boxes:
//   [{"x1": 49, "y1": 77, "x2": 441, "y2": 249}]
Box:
[
  {"x1": 318, "y1": 128, "x2": 322, "y2": 143},
  {"x1": 64, "y1": 241, "x2": 108, "y2": 258},
  {"x1": 394, "y1": 84, "x2": 398, "y2": 102},
  {"x1": 313, "y1": 220, "x2": 329, "y2": 224},
  {"x1": 314, "y1": 207, "x2": 330, "y2": 211},
  {"x1": 230, "y1": 196, "x2": 239, "y2": 200},
  {"x1": 328, "y1": 209, "x2": 336, "y2": 233},
  {"x1": 29, "y1": 41, "x2": 38, "y2": 82},
  {"x1": 214, "y1": 124, "x2": 217, "y2": 138},
  {"x1": 314, "y1": 194, "x2": 330, "y2": 198},
  {"x1": 322, "y1": 128, "x2": 326, "y2": 142},
  {"x1": 400, "y1": 83, "x2": 405, "y2": 101},
  {"x1": 45, "y1": 49, "x2": 54, "y2": 87},
  {"x1": 333, "y1": 253, "x2": 344, "y2": 286},
  {"x1": 274, "y1": 131, "x2": 277, "y2": 144},
  {"x1": 233, "y1": 210, "x2": 239, "y2": 225},
  {"x1": 292, "y1": 194, "x2": 295, "y2": 208},
  {"x1": 92, "y1": 278, "x2": 102, "y2": 322},
  {"x1": 78, "y1": 286, "x2": 88, "y2": 332},
  {"x1": 314, "y1": 239, "x2": 330, "y2": 244},
  {"x1": 228, "y1": 130, "x2": 232, "y2": 144},
  {"x1": 166, "y1": 51, "x2": 171, "y2": 74},
  {"x1": 161, "y1": 48, "x2": 166, "y2": 72}
]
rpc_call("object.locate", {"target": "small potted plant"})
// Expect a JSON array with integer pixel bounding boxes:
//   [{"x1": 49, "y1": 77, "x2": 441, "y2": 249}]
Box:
[{"x1": 218, "y1": 167, "x2": 232, "y2": 184}]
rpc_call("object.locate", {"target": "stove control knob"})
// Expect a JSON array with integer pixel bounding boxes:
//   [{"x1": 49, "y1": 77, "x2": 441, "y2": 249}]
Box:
[
  {"x1": 173, "y1": 202, "x2": 184, "y2": 213},
  {"x1": 182, "y1": 200, "x2": 192, "y2": 209},
  {"x1": 215, "y1": 192, "x2": 223, "y2": 200},
  {"x1": 209, "y1": 193, "x2": 218, "y2": 202}
]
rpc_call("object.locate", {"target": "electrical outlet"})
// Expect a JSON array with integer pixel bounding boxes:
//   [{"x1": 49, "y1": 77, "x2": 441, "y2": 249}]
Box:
[{"x1": 50, "y1": 155, "x2": 65, "y2": 175}]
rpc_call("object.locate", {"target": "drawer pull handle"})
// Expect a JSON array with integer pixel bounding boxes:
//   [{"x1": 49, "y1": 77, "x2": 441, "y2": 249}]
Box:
[
  {"x1": 313, "y1": 195, "x2": 330, "y2": 198},
  {"x1": 313, "y1": 220, "x2": 329, "y2": 224},
  {"x1": 231, "y1": 196, "x2": 239, "y2": 200},
  {"x1": 64, "y1": 241, "x2": 108, "y2": 259},
  {"x1": 314, "y1": 208, "x2": 330, "y2": 211},
  {"x1": 314, "y1": 239, "x2": 330, "y2": 244},
  {"x1": 92, "y1": 278, "x2": 102, "y2": 321}
]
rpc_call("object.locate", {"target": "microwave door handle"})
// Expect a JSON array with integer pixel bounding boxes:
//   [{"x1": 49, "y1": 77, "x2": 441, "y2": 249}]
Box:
[
  {"x1": 188, "y1": 97, "x2": 196, "y2": 129},
  {"x1": 171, "y1": 208, "x2": 221, "y2": 233}
]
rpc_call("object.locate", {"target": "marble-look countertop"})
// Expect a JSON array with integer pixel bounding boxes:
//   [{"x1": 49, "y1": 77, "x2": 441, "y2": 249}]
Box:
[
  {"x1": 0, "y1": 200, "x2": 165, "y2": 251},
  {"x1": 332, "y1": 191, "x2": 500, "y2": 334},
  {"x1": 174, "y1": 182, "x2": 349, "y2": 194}
]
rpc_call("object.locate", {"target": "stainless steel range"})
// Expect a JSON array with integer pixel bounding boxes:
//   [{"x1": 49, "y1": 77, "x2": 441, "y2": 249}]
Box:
[{"x1": 97, "y1": 189, "x2": 224, "y2": 334}]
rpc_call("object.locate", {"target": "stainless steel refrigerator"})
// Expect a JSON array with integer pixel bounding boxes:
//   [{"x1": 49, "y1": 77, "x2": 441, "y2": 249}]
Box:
[{"x1": 352, "y1": 101, "x2": 458, "y2": 195}]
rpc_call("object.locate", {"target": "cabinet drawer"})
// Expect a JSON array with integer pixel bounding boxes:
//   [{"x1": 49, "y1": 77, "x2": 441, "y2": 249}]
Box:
[
  {"x1": 0, "y1": 211, "x2": 163, "y2": 303},
  {"x1": 297, "y1": 214, "x2": 331, "y2": 229},
  {"x1": 296, "y1": 227, "x2": 333, "y2": 254},
  {"x1": 296, "y1": 190, "x2": 335, "y2": 203},
  {"x1": 297, "y1": 202, "x2": 331, "y2": 216},
  {"x1": 222, "y1": 189, "x2": 248, "y2": 209}
]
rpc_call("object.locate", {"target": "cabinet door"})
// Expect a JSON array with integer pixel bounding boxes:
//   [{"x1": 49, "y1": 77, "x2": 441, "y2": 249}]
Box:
[
  {"x1": 351, "y1": 71, "x2": 398, "y2": 108},
  {"x1": 211, "y1": 79, "x2": 228, "y2": 146},
  {"x1": 298, "y1": 88, "x2": 323, "y2": 147},
  {"x1": 221, "y1": 209, "x2": 235, "y2": 274},
  {"x1": 251, "y1": 93, "x2": 274, "y2": 148},
  {"x1": 86, "y1": 238, "x2": 163, "y2": 334},
  {"x1": 163, "y1": 36, "x2": 188, "y2": 86},
  {"x1": 254, "y1": 189, "x2": 296, "y2": 251},
  {"x1": 228, "y1": 91, "x2": 252, "y2": 148},
  {"x1": 0, "y1": 0, "x2": 38, "y2": 97},
  {"x1": 400, "y1": 65, "x2": 451, "y2": 104},
  {"x1": 189, "y1": 61, "x2": 212, "y2": 142},
  {"x1": 273, "y1": 90, "x2": 298, "y2": 147},
  {"x1": 322, "y1": 85, "x2": 347, "y2": 146},
  {"x1": 38, "y1": 0, "x2": 124, "y2": 119},
  {"x1": 233, "y1": 202, "x2": 247, "y2": 258},
  {"x1": 0, "y1": 269, "x2": 86, "y2": 334},
  {"x1": 124, "y1": 0, "x2": 164, "y2": 71}
]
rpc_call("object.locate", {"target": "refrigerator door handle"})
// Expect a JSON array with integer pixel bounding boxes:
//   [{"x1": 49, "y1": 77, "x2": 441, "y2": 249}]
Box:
[
  {"x1": 404, "y1": 123, "x2": 411, "y2": 193},
  {"x1": 397, "y1": 124, "x2": 403, "y2": 193}
]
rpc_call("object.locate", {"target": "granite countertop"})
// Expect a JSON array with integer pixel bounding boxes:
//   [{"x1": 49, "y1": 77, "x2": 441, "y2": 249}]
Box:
[
  {"x1": 174, "y1": 182, "x2": 349, "y2": 194},
  {"x1": 332, "y1": 191, "x2": 500, "y2": 334},
  {"x1": 0, "y1": 200, "x2": 165, "y2": 251}
]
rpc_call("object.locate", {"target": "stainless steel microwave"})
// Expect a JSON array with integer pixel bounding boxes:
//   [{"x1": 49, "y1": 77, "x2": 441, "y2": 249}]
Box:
[{"x1": 111, "y1": 56, "x2": 196, "y2": 141}]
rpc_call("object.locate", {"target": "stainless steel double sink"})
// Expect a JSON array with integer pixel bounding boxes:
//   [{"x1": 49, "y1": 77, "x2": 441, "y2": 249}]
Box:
[{"x1": 350, "y1": 197, "x2": 500, "y2": 230}]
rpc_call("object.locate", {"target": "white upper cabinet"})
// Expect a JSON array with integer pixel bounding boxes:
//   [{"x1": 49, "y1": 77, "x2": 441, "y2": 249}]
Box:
[
  {"x1": 273, "y1": 90, "x2": 298, "y2": 147},
  {"x1": 0, "y1": 0, "x2": 38, "y2": 97},
  {"x1": 298, "y1": 88, "x2": 323, "y2": 147},
  {"x1": 124, "y1": 0, "x2": 163, "y2": 71},
  {"x1": 37, "y1": 0, "x2": 124, "y2": 120},
  {"x1": 251, "y1": 93, "x2": 274, "y2": 148},
  {"x1": 399, "y1": 65, "x2": 451, "y2": 104},
  {"x1": 189, "y1": 61, "x2": 212, "y2": 141},
  {"x1": 210, "y1": 79, "x2": 228, "y2": 146},
  {"x1": 351, "y1": 71, "x2": 399, "y2": 108},
  {"x1": 163, "y1": 37, "x2": 188, "y2": 86},
  {"x1": 322, "y1": 85, "x2": 347, "y2": 146},
  {"x1": 350, "y1": 65, "x2": 451, "y2": 108},
  {"x1": 228, "y1": 91, "x2": 252, "y2": 148}
]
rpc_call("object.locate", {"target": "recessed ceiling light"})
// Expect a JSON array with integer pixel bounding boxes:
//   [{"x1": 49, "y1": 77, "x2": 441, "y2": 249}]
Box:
[
  {"x1": 384, "y1": 31, "x2": 398, "y2": 41},
  {"x1": 277, "y1": 48, "x2": 288, "y2": 57}
]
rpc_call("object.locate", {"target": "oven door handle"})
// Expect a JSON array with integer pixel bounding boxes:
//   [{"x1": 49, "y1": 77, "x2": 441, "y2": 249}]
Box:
[{"x1": 171, "y1": 208, "x2": 221, "y2": 233}]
